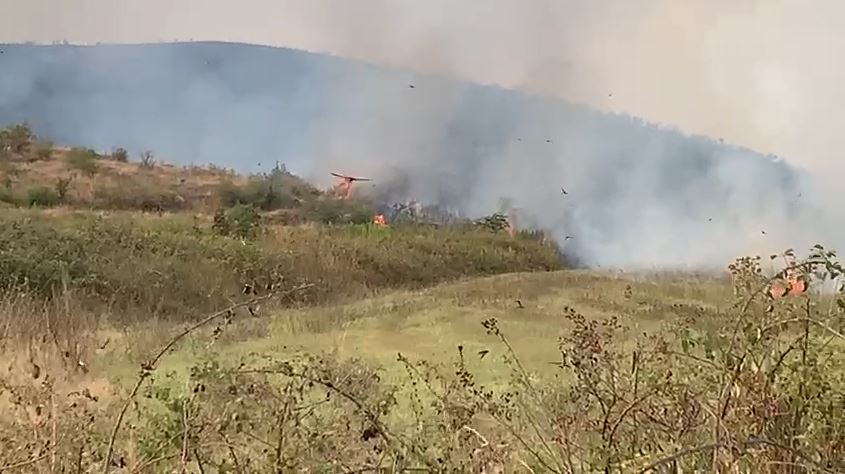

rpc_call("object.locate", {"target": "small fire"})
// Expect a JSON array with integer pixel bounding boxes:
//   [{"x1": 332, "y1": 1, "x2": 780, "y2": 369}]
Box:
[
  {"x1": 505, "y1": 212, "x2": 517, "y2": 238},
  {"x1": 372, "y1": 214, "x2": 386, "y2": 226},
  {"x1": 768, "y1": 269, "x2": 808, "y2": 300}
]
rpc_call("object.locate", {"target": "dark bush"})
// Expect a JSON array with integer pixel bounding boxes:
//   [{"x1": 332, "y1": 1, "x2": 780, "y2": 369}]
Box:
[
  {"x1": 111, "y1": 147, "x2": 129, "y2": 162},
  {"x1": 26, "y1": 186, "x2": 60, "y2": 207},
  {"x1": 212, "y1": 204, "x2": 263, "y2": 239}
]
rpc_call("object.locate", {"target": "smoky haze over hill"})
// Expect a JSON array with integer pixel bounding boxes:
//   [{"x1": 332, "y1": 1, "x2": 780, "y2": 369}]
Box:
[{"x1": 1, "y1": 42, "x2": 842, "y2": 269}]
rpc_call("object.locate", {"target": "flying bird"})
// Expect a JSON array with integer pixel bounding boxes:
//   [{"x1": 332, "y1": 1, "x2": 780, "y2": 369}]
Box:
[
  {"x1": 515, "y1": 300, "x2": 524, "y2": 309},
  {"x1": 561, "y1": 187, "x2": 568, "y2": 195},
  {"x1": 478, "y1": 349, "x2": 490, "y2": 359},
  {"x1": 564, "y1": 235, "x2": 574, "y2": 241},
  {"x1": 408, "y1": 84, "x2": 415, "y2": 89}
]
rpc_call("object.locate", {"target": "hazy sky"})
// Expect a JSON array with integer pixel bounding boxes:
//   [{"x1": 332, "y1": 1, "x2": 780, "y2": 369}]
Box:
[{"x1": 1, "y1": 0, "x2": 843, "y2": 175}]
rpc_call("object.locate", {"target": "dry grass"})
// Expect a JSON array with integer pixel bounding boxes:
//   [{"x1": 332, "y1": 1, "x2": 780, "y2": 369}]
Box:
[
  {"x1": 0, "y1": 147, "x2": 246, "y2": 213},
  {"x1": 2, "y1": 251, "x2": 842, "y2": 472}
]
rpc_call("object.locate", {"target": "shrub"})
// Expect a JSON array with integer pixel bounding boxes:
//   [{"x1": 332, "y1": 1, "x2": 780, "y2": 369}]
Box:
[
  {"x1": 218, "y1": 168, "x2": 320, "y2": 211},
  {"x1": 212, "y1": 204, "x2": 263, "y2": 239},
  {"x1": 65, "y1": 147, "x2": 99, "y2": 175},
  {"x1": 54, "y1": 177, "x2": 72, "y2": 202},
  {"x1": 0, "y1": 187, "x2": 17, "y2": 205},
  {"x1": 140, "y1": 150, "x2": 156, "y2": 168},
  {"x1": 0, "y1": 122, "x2": 34, "y2": 154},
  {"x1": 111, "y1": 147, "x2": 129, "y2": 162},
  {"x1": 303, "y1": 197, "x2": 376, "y2": 225},
  {"x1": 25, "y1": 186, "x2": 60, "y2": 207},
  {"x1": 32, "y1": 139, "x2": 54, "y2": 160}
]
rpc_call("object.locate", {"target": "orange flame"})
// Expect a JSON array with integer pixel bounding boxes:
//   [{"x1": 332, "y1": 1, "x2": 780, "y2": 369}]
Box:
[
  {"x1": 372, "y1": 214, "x2": 386, "y2": 226},
  {"x1": 769, "y1": 269, "x2": 808, "y2": 300},
  {"x1": 505, "y1": 214, "x2": 517, "y2": 238}
]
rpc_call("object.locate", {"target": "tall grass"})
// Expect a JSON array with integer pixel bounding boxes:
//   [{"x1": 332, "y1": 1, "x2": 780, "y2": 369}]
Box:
[{"x1": 0, "y1": 209, "x2": 562, "y2": 326}]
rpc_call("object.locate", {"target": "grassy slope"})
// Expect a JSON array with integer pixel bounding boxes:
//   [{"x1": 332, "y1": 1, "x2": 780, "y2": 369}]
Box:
[
  {"x1": 0, "y1": 209, "x2": 561, "y2": 326},
  {"x1": 1, "y1": 146, "x2": 248, "y2": 212},
  {"x1": 102, "y1": 269, "x2": 729, "y2": 391}
]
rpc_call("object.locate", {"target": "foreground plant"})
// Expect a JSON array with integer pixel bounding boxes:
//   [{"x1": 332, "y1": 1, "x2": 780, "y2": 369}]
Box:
[
  {"x1": 0, "y1": 247, "x2": 842, "y2": 473},
  {"x1": 441, "y1": 246, "x2": 845, "y2": 473}
]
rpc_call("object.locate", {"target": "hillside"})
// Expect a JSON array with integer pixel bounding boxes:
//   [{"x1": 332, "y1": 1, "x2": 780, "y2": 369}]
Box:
[
  {"x1": 1, "y1": 145, "x2": 241, "y2": 214},
  {"x1": 0, "y1": 121, "x2": 385, "y2": 225},
  {"x1": 0, "y1": 123, "x2": 563, "y2": 320},
  {"x1": 0, "y1": 42, "x2": 823, "y2": 270}
]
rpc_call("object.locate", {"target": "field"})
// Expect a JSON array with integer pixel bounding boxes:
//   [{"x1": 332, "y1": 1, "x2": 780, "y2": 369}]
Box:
[{"x1": 0, "y1": 124, "x2": 843, "y2": 473}]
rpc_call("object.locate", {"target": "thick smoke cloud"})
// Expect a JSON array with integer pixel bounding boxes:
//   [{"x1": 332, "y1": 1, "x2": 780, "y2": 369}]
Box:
[
  {"x1": 1, "y1": 42, "x2": 842, "y2": 270},
  {"x1": 312, "y1": 72, "x2": 839, "y2": 269},
  {"x1": 3, "y1": 0, "x2": 845, "y2": 175}
]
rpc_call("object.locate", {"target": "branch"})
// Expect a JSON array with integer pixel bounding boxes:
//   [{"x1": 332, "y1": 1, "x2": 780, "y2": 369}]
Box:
[
  {"x1": 101, "y1": 283, "x2": 313, "y2": 474},
  {"x1": 635, "y1": 438, "x2": 837, "y2": 474}
]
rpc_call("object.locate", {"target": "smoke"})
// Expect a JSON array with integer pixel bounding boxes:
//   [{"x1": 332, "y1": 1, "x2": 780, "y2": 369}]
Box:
[
  {"x1": 2, "y1": 0, "x2": 845, "y2": 269},
  {"x1": 311, "y1": 77, "x2": 842, "y2": 269},
  {"x1": 3, "y1": 0, "x2": 845, "y2": 172}
]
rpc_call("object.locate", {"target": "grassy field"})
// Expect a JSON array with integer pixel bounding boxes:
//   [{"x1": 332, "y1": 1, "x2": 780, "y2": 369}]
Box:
[
  {"x1": 1, "y1": 124, "x2": 843, "y2": 472},
  {"x1": 128, "y1": 269, "x2": 731, "y2": 399},
  {"x1": 3, "y1": 255, "x2": 843, "y2": 473}
]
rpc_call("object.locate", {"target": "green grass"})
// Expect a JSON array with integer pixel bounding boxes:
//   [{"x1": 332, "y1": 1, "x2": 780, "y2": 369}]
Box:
[
  {"x1": 130, "y1": 269, "x2": 727, "y2": 385},
  {"x1": 0, "y1": 209, "x2": 562, "y2": 323}
]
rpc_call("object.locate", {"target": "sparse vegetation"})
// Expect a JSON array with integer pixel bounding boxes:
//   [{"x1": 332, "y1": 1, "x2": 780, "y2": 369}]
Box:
[
  {"x1": 111, "y1": 147, "x2": 129, "y2": 162},
  {"x1": 91, "y1": 177, "x2": 187, "y2": 212},
  {"x1": 0, "y1": 122, "x2": 34, "y2": 154},
  {"x1": 54, "y1": 176, "x2": 72, "y2": 201},
  {"x1": 65, "y1": 146, "x2": 100, "y2": 175},
  {"x1": 140, "y1": 150, "x2": 156, "y2": 168},
  {"x1": 32, "y1": 139, "x2": 54, "y2": 160}
]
